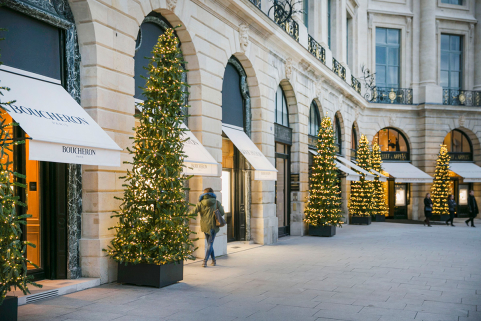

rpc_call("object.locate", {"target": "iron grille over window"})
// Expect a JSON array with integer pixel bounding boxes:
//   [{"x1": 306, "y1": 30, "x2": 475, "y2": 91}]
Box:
[
  {"x1": 274, "y1": 7, "x2": 299, "y2": 42},
  {"x1": 332, "y1": 57, "x2": 346, "y2": 81},
  {"x1": 308, "y1": 35, "x2": 326, "y2": 65}
]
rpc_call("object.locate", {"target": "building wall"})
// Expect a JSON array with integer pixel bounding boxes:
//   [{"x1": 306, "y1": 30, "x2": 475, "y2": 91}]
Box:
[{"x1": 68, "y1": 0, "x2": 481, "y2": 283}]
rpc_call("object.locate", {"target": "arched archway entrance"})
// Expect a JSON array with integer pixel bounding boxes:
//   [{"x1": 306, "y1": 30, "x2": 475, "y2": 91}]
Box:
[
  {"x1": 443, "y1": 129, "x2": 475, "y2": 217},
  {"x1": 308, "y1": 101, "x2": 321, "y2": 178}
]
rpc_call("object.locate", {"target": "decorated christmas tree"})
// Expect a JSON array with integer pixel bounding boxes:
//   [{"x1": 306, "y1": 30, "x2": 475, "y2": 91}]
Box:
[
  {"x1": 0, "y1": 30, "x2": 41, "y2": 305},
  {"x1": 106, "y1": 28, "x2": 196, "y2": 265},
  {"x1": 431, "y1": 144, "x2": 451, "y2": 217},
  {"x1": 371, "y1": 142, "x2": 389, "y2": 217},
  {"x1": 304, "y1": 116, "x2": 343, "y2": 227},
  {"x1": 348, "y1": 134, "x2": 373, "y2": 217}
]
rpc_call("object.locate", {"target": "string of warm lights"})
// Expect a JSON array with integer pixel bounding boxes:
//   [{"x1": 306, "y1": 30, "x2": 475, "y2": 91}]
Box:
[
  {"x1": 304, "y1": 116, "x2": 343, "y2": 227},
  {"x1": 348, "y1": 134, "x2": 373, "y2": 217},
  {"x1": 431, "y1": 144, "x2": 450, "y2": 216},
  {"x1": 371, "y1": 142, "x2": 389, "y2": 217},
  {"x1": 105, "y1": 28, "x2": 196, "y2": 265}
]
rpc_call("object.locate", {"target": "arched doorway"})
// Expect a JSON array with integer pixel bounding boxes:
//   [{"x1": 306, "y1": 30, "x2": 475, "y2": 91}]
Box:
[
  {"x1": 0, "y1": 0, "x2": 81, "y2": 280},
  {"x1": 308, "y1": 101, "x2": 321, "y2": 178},
  {"x1": 334, "y1": 114, "x2": 342, "y2": 156},
  {"x1": 221, "y1": 57, "x2": 250, "y2": 242},
  {"x1": 275, "y1": 85, "x2": 292, "y2": 237},
  {"x1": 443, "y1": 129, "x2": 474, "y2": 217},
  {"x1": 373, "y1": 128, "x2": 411, "y2": 219}
]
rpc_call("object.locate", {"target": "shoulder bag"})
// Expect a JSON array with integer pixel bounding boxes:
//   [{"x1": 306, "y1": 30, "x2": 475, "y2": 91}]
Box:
[{"x1": 214, "y1": 201, "x2": 226, "y2": 227}]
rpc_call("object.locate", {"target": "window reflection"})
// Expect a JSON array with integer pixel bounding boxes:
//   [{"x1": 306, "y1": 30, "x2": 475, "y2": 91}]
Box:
[
  {"x1": 443, "y1": 129, "x2": 472, "y2": 153},
  {"x1": 373, "y1": 128, "x2": 408, "y2": 152}
]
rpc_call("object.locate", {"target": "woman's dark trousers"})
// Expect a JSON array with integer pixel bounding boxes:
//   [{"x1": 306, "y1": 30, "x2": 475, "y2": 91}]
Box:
[{"x1": 446, "y1": 211, "x2": 455, "y2": 226}]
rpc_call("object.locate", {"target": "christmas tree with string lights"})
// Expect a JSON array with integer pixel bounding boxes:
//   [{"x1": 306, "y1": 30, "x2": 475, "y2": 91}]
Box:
[
  {"x1": 0, "y1": 29, "x2": 41, "y2": 305},
  {"x1": 348, "y1": 134, "x2": 373, "y2": 217},
  {"x1": 431, "y1": 145, "x2": 451, "y2": 217},
  {"x1": 106, "y1": 28, "x2": 196, "y2": 265},
  {"x1": 304, "y1": 116, "x2": 343, "y2": 227},
  {"x1": 371, "y1": 142, "x2": 389, "y2": 217}
]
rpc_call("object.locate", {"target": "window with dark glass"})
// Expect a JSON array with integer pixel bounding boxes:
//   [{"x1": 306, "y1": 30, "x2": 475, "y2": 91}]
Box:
[
  {"x1": 351, "y1": 124, "x2": 357, "y2": 159},
  {"x1": 443, "y1": 129, "x2": 472, "y2": 161},
  {"x1": 327, "y1": 0, "x2": 331, "y2": 49},
  {"x1": 334, "y1": 115, "x2": 342, "y2": 155},
  {"x1": 376, "y1": 28, "x2": 400, "y2": 88},
  {"x1": 441, "y1": 0, "x2": 462, "y2": 4},
  {"x1": 373, "y1": 128, "x2": 408, "y2": 152},
  {"x1": 346, "y1": 15, "x2": 352, "y2": 67},
  {"x1": 441, "y1": 34, "x2": 462, "y2": 89},
  {"x1": 303, "y1": 0, "x2": 309, "y2": 28},
  {"x1": 275, "y1": 86, "x2": 289, "y2": 127},
  {"x1": 308, "y1": 102, "x2": 320, "y2": 136}
]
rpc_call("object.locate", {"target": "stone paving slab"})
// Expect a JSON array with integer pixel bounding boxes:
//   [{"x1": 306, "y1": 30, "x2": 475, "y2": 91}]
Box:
[{"x1": 18, "y1": 220, "x2": 481, "y2": 321}]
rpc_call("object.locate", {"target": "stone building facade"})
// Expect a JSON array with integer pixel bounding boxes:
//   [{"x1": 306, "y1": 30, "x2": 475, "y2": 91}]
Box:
[{"x1": 1, "y1": 0, "x2": 480, "y2": 284}]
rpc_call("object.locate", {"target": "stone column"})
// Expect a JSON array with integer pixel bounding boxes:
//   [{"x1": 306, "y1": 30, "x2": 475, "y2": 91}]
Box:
[
  {"x1": 474, "y1": 2, "x2": 481, "y2": 90},
  {"x1": 418, "y1": 0, "x2": 443, "y2": 103}
]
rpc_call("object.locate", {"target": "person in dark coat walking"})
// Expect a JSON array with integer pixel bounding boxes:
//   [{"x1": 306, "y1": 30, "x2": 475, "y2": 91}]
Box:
[
  {"x1": 191, "y1": 188, "x2": 225, "y2": 267},
  {"x1": 466, "y1": 190, "x2": 478, "y2": 227},
  {"x1": 424, "y1": 193, "x2": 433, "y2": 227},
  {"x1": 446, "y1": 195, "x2": 456, "y2": 226}
]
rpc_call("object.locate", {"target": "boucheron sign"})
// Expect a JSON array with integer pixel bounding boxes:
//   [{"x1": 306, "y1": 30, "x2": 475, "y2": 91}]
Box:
[{"x1": 1, "y1": 66, "x2": 121, "y2": 166}]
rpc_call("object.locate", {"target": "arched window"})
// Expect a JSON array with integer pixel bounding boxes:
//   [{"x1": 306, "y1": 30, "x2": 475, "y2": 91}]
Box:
[
  {"x1": 275, "y1": 86, "x2": 289, "y2": 127},
  {"x1": 222, "y1": 62, "x2": 245, "y2": 129},
  {"x1": 373, "y1": 127, "x2": 410, "y2": 161},
  {"x1": 443, "y1": 129, "x2": 473, "y2": 161},
  {"x1": 334, "y1": 115, "x2": 342, "y2": 155},
  {"x1": 351, "y1": 123, "x2": 357, "y2": 159},
  {"x1": 308, "y1": 101, "x2": 321, "y2": 136}
]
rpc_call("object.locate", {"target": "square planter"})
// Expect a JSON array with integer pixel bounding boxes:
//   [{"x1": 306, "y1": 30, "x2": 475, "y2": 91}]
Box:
[
  {"x1": 309, "y1": 225, "x2": 336, "y2": 237},
  {"x1": 430, "y1": 215, "x2": 440, "y2": 221},
  {"x1": 351, "y1": 216, "x2": 372, "y2": 225},
  {"x1": 118, "y1": 261, "x2": 183, "y2": 288},
  {"x1": 0, "y1": 296, "x2": 18, "y2": 321},
  {"x1": 440, "y1": 214, "x2": 451, "y2": 222},
  {"x1": 374, "y1": 214, "x2": 386, "y2": 222}
]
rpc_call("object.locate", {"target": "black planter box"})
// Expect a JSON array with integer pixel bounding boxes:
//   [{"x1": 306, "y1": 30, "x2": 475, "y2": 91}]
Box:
[
  {"x1": 0, "y1": 296, "x2": 18, "y2": 321},
  {"x1": 440, "y1": 214, "x2": 451, "y2": 221},
  {"x1": 351, "y1": 216, "x2": 372, "y2": 225},
  {"x1": 309, "y1": 225, "x2": 336, "y2": 237},
  {"x1": 118, "y1": 261, "x2": 183, "y2": 288},
  {"x1": 374, "y1": 214, "x2": 386, "y2": 222}
]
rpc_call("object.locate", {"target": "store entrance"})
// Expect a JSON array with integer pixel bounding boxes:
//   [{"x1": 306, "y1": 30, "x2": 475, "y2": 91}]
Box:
[
  {"x1": 6, "y1": 111, "x2": 68, "y2": 281},
  {"x1": 276, "y1": 142, "x2": 290, "y2": 237},
  {"x1": 449, "y1": 179, "x2": 471, "y2": 218},
  {"x1": 222, "y1": 137, "x2": 246, "y2": 242},
  {"x1": 386, "y1": 180, "x2": 409, "y2": 219}
]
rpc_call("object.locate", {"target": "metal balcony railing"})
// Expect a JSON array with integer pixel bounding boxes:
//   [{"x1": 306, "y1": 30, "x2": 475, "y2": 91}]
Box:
[
  {"x1": 332, "y1": 58, "x2": 346, "y2": 81},
  {"x1": 308, "y1": 35, "x2": 326, "y2": 65},
  {"x1": 351, "y1": 75, "x2": 361, "y2": 94},
  {"x1": 248, "y1": 0, "x2": 261, "y2": 9},
  {"x1": 369, "y1": 87, "x2": 413, "y2": 105},
  {"x1": 443, "y1": 89, "x2": 481, "y2": 107},
  {"x1": 274, "y1": 9, "x2": 299, "y2": 42}
]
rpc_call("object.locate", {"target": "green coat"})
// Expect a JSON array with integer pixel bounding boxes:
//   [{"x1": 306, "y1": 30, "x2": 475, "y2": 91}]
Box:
[{"x1": 192, "y1": 195, "x2": 225, "y2": 234}]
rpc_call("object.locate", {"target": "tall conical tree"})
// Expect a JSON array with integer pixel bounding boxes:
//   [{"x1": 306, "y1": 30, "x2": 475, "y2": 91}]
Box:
[
  {"x1": 348, "y1": 134, "x2": 373, "y2": 217},
  {"x1": 304, "y1": 116, "x2": 343, "y2": 227},
  {"x1": 106, "y1": 28, "x2": 196, "y2": 265},
  {"x1": 431, "y1": 145, "x2": 451, "y2": 217},
  {"x1": 371, "y1": 142, "x2": 389, "y2": 217},
  {"x1": 0, "y1": 28, "x2": 41, "y2": 305}
]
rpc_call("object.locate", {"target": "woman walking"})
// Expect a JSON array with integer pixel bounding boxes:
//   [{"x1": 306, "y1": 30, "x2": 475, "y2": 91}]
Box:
[
  {"x1": 424, "y1": 193, "x2": 433, "y2": 227},
  {"x1": 466, "y1": 190, "x2": 478, "y2": 227},
  {"x1": 191, "y1": 188, "x2": 225, "y2": 267},
  {"x1": 446, "y1": 195, "x2": 456, "y2": 226}
]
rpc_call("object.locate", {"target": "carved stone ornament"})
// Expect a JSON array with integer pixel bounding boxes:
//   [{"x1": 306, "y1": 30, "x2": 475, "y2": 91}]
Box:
[
  {"x1": 285, "y1": 57, "x2": 293, "y2": 80},
  {"x1": 338, "y1": 94, "x2": 344, "y2": 108},
  {"x1": 316, "y1": 81, "x2": 323, "y2": 98},
  {"x1": 239, "y1": 23, "x2": 249, "y2": 52},
  {"x1": 355, "y1": 107, "x2": 360, "y2": 121},
  {"x1": 406, "y1": 17, "x2": 412, "y2": 34},
  {"x1": 167, "y1": 0, "x2": 178, "y2": 11},
  {"x1": 388, "y1": 115, "x2": 396, "y2": 127},
  {"x1": 459, "y1": 114, "x2": 466, "y2": 127}
]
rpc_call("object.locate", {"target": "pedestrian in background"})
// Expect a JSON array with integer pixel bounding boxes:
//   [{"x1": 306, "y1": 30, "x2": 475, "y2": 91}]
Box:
[
  {"x1": 424, "y1": 193, "x2": 433, "y2": 227},
  {"x1": 191, "y1": 187, "x2": 225, "y2": 267},
  {"x1": 466, "y1": 190, "x2": 478, "y2": 227},
  {"x1": 446, "y1": 194, "x2": 456, "y2": 227}
]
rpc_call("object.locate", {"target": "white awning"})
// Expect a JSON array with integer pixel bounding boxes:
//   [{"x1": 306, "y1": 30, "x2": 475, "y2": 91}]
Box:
[
  {"x1": 382, "y1": 162, "x2": 433, "y2": 183},
  {"x1": 309, "y1": 149, "x2": 360, "y2": 181},
  {"x1": 1, "y1": 66, "x2": 121, "y2": 166},
  {"x1": 370, "y1": 168, "x2": 388, "y2": 182},
  {"x1": 181, "y1": 124, "x2": 219, "y2": 176},
  {"x1": 449, "y1": 162, "x2": 481, "y2": 183},
  {"x1": 222, "y1": 124, "x2": 277, "y2": 180},
  {"x1": 336, "y1": 155, "x2": 375, "y2": 181}
]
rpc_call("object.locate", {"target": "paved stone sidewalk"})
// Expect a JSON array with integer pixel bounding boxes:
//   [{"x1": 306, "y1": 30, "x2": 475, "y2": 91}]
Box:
[{"x1": 19, "y1": 219, "x2": 481, "y2": 321}]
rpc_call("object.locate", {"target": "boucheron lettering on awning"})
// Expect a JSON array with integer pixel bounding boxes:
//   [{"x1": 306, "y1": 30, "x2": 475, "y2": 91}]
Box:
[
  {"x1": 181, "y1": 123, "x2": 219, "y2": 176},
  {"x1": 222, "y1": 124, "x2": 277, "y2": 181},
  {"x1": 0, "y1": 65, "x2": 121, "y2": 166}
]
